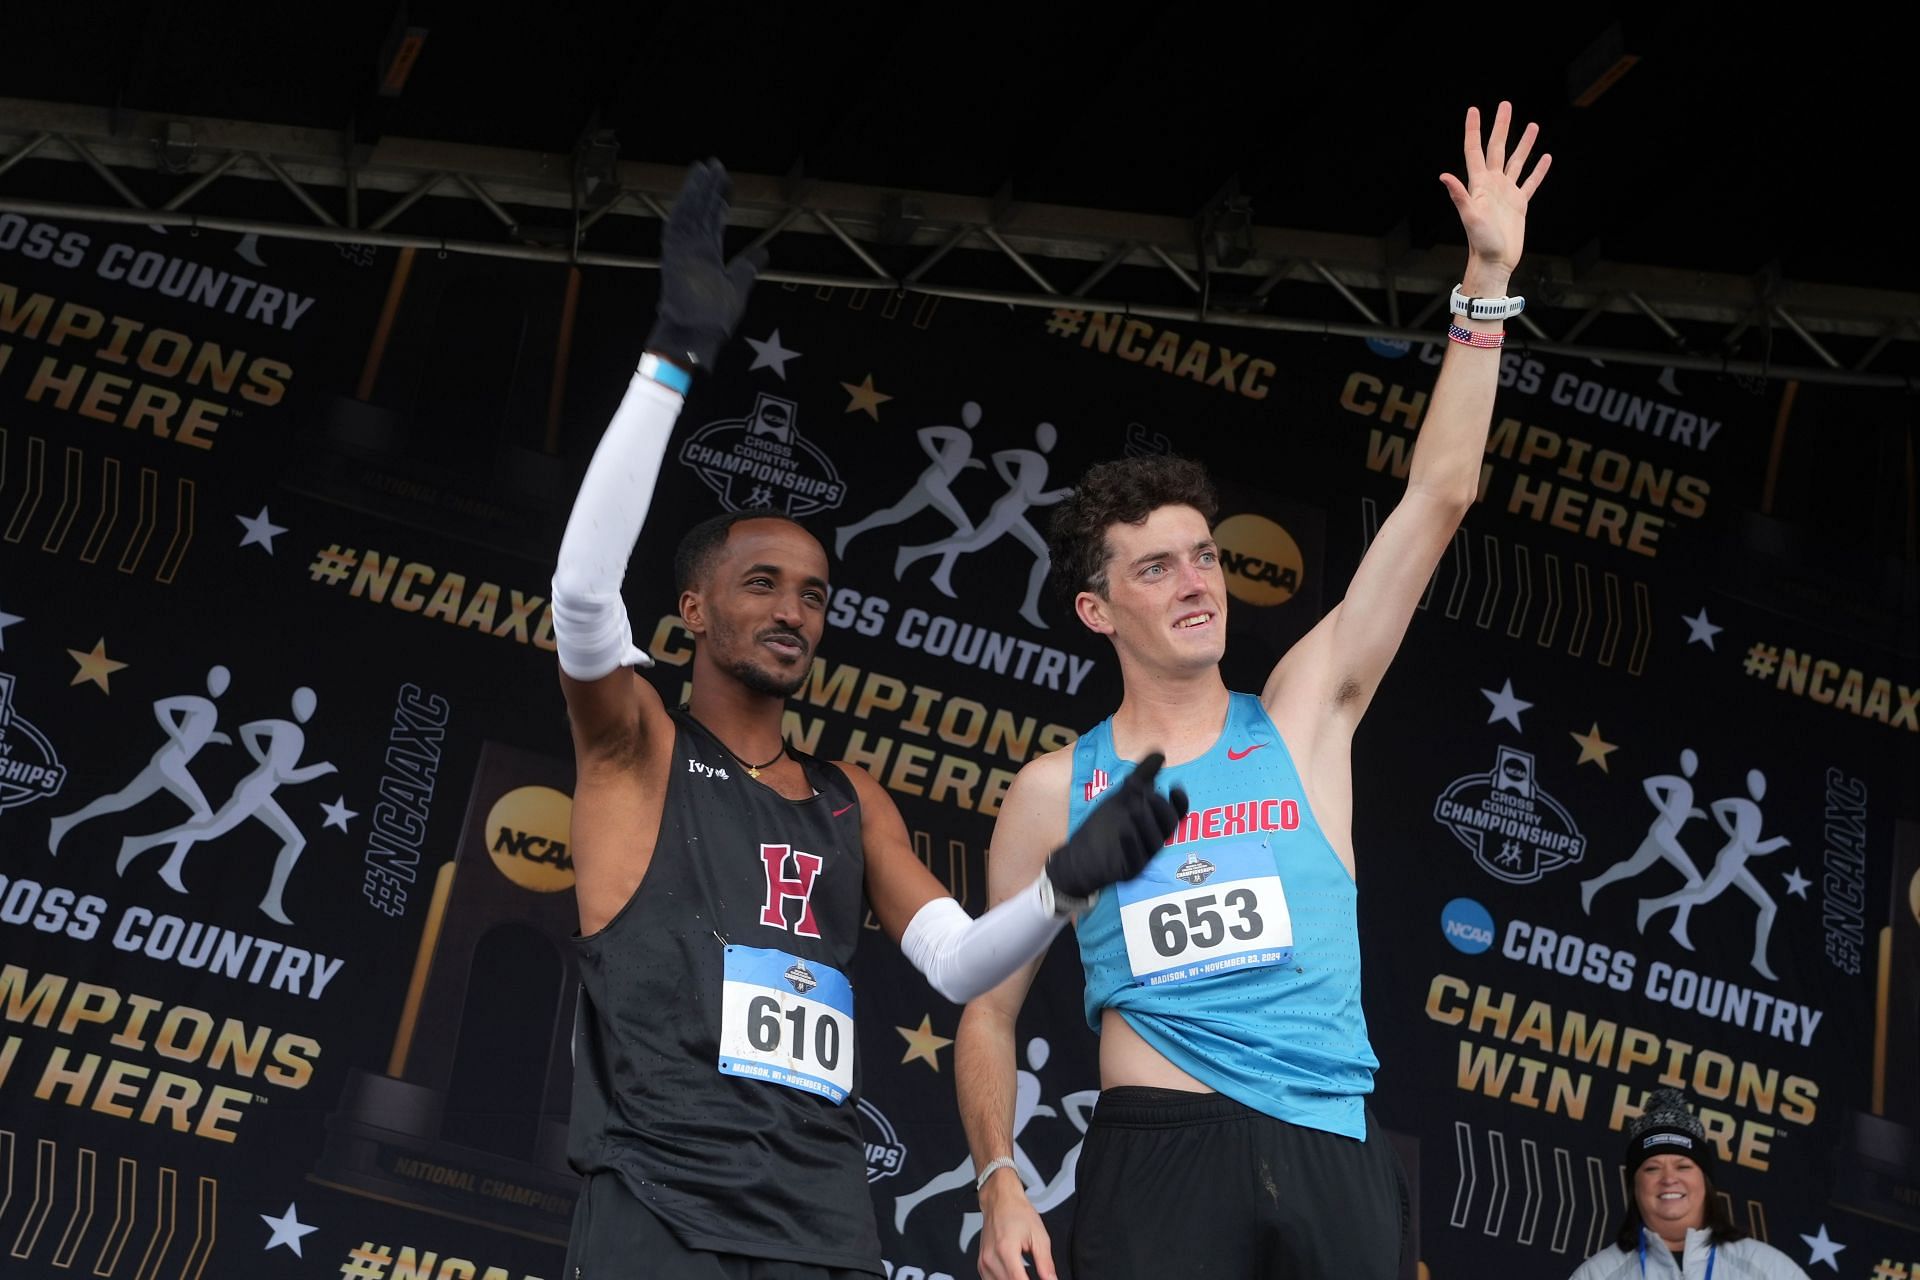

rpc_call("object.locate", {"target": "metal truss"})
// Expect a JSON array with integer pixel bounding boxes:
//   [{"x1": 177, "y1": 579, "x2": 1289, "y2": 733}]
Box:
[{"x1": 3, "y1": 96, "x2": 1917, "y2": 388}]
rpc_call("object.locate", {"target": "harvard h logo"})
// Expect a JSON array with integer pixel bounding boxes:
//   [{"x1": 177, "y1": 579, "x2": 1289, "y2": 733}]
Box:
[{"x1": 760, "y1": 843, "x2": 824, "y2": 937}]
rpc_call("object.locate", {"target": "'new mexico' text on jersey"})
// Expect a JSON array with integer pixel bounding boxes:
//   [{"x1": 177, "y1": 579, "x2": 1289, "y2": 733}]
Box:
[{"x1": 1072, "y1": 692, "x2": 1379, "y2": 1139}]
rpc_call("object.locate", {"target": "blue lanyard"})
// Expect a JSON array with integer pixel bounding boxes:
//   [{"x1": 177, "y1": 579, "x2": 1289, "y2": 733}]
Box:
[{"x1": 1639, "y1": 1229, "x2": 1715, "y2": 1279}]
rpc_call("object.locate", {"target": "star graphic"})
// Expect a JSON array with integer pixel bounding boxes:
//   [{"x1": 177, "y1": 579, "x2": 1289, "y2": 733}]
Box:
[
  {"x1": 1681, "y1": 606, "x2": 1722, "y2": 650},
  {"x1": 842, "y1": 374, "x2": 893, "y2": 421},
  {"x1": 1481, "y1": 679, "x2": 1533, "y2": 732},
  {"x1": 236, "y1": 506, "x2": 287, "y2": 554},
  {"x1": 320, "y1": 797, "x2": 359, "y2": 833},
  {"x1": 1783, "y1": 867, "x2": 1811, "y2": 899},
  {"x1": 259, "y1": 1203, "x2": 318, "y2": 1257},
  {"x1": 68, "y1": 638, "x2": 128, "y2": 693},
  {"x1": 1799, "y1": 1223, "x2": 1845, "y2": 1271},
  {"x1": 1570, "y1": 723, "x2": 1619, "y2": 772},
  {"x1": 896, "y1": 1014, "x2": 954, "y2": 1072},
  {"x1": 0, "y1": 605, "x2": 22, "y2": 651},
  {"x1": 746, "y1": 329, "x2": 801, "y2": 379}
]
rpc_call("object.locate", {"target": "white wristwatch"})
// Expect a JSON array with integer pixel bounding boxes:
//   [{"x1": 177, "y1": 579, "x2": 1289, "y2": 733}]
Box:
[
  {"x1": 1038, "y1": 874, "x2": 1097, "y2": 920},
  {"x1": 1449, "y1": 284, "x2": 1526, "y2": 321}
]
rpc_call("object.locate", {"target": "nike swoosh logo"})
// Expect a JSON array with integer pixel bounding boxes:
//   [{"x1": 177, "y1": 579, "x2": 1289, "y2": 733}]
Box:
[
  {"x1": 1227, "y1": 743, "x2": 1267, "y2": 761},
  {"x1": 832, "y1": 803, "x2": 856, "y2": 817}
]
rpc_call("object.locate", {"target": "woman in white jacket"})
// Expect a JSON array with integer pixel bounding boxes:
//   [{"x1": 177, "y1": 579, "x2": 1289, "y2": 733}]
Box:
[{"x1": 1569, "y1": 1089, "x2": 1808, "y2": 1279}]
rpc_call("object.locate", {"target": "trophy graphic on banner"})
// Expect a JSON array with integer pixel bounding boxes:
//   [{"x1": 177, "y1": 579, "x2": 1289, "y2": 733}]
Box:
[
  {"x1": 311, "y1": 741, "x2": 581, "y2": 1241},
  {"x1": 1835, "y1": 819, "x2": 1920, "y2": 1231}
]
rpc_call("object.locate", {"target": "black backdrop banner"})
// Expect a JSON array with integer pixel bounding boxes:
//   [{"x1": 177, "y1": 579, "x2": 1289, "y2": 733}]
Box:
[{"x1": 3, "y1": 192, "x2": 1917, "y2": 1280}]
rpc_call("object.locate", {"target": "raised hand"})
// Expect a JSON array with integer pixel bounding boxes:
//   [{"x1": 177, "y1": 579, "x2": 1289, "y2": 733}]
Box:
[
  {"x1": 1438, "y1": 102, "x2": 1551, "y2": 282},
  {"x1": 646, "y1": 159, "x2": 769, "y2": 371}
]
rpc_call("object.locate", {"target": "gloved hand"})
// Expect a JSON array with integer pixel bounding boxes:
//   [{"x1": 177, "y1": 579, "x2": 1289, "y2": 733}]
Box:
[
  {"x1": 645, "y1": 158, "x2": 769, "y2": 372},
  {"x1": 1045, "y1": 752, "x2": 1189, "y2": 906}
]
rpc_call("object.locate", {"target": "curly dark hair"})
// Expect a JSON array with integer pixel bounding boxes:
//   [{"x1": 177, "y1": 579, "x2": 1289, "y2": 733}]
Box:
[
  {"x1": 1047, "y1": 455, "x2": 1218, "y2": 600},
  {"x1": 673, "y1": 509, "x2": 813, "y2": 594}
]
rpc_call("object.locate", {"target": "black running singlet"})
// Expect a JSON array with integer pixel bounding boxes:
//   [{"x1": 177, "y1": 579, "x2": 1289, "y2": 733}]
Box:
[{"x1": 567, "y1": 710, "x2": 880, "y2": 1271}]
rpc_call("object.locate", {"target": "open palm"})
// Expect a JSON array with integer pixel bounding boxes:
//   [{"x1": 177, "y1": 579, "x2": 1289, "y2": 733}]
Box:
[{"x1": 1439, "y1": 102, "x2": 1551, "y2": 275}]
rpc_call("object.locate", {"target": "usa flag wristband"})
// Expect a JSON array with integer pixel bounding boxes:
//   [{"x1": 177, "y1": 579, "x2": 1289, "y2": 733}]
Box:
[{"x1": 1447, "y1": 323, "x2": 1504, "y2": 349}]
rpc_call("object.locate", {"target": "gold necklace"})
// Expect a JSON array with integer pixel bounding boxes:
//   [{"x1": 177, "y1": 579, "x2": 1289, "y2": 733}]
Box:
[{"x1": 730, "y1": 741, "x2": 786, "y2": 780}]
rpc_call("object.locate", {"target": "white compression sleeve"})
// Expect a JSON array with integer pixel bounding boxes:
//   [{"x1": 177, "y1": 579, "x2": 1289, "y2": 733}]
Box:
[
  {"x1": 551, "y1": 370, "x2": 684, "y2": 680},
  {"x1": 899, "y1": 878, "x2": 1067, "y2": 1005}
]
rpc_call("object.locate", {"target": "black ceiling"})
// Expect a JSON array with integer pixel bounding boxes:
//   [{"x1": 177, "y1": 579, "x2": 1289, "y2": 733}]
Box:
[{"x1": 4, "y1": 3, "x2": 1913, "y2": 292}]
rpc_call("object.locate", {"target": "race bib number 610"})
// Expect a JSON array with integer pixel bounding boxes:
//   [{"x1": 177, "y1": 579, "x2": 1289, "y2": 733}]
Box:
[{"x1": 718, "y1": 946, "x2": 855, "y2": 1104}]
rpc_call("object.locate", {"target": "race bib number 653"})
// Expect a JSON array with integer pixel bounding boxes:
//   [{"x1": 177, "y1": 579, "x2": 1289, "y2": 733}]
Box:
[
  {"x1": 1117, "y1": 840, "x2": 1294, "y2": 987},
  {"x1": 718, "y1": 946, "x2": 855, "y2": 1104}
]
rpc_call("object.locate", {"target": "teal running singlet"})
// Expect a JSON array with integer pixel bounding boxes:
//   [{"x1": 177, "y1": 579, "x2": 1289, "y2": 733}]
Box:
[{"x1": 1071, "y1": 692, "x2": 1378, "y2": 1138}]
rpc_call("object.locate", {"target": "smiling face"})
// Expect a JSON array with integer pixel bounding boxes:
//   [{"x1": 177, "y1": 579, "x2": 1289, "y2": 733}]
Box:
[
  {"x1": 1634, "y1": 1153, "x2": 1708, "y2": 1245},
  {"x1": 1074, "y1": 503, "x2": 1227, "y2": 675},
  {"x1": 681, "y1": 518, "x2": 828, "y2": 699}
]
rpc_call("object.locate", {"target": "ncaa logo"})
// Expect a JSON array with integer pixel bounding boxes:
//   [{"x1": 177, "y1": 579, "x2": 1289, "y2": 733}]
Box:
[
  {"x1": 1440, "y1": 898, "x2": 1495, "y2": 955},
  {"x1": 485, "y1": 785, "x2": 575, "y2": 892},
  {"x1": 1213, "y1": 513, "x2": 1304, "y2": 608}
]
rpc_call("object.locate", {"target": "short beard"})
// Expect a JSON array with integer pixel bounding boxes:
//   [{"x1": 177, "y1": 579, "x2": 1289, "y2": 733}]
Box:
[{"x1": 724, "y1": 654, "x2": 807, "y2": 699}]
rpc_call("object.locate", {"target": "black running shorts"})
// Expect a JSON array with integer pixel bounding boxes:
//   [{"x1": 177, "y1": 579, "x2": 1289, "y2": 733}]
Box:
[
  {"x1": 564, "y1": 1171, "x2": 877, "y2": 1280},
  {"x1": 1069, "y1": 1087, "x2": 1409, "y2": 1279}
]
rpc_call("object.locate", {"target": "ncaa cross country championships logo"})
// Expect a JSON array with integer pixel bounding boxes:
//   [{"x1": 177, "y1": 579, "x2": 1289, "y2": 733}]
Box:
[
  {"x1": 859, "y1": 1097, "x2": 907, "y2": 1183},
  {"x1": 1433, "y1": 746, "x2": 1587, "y2": 885},
  {"x1": 679, "y1": 392, "x2": 847, "y2": 517},
  {"x1": 0, "y1": 673, "x2": 67, "y2": 813}
]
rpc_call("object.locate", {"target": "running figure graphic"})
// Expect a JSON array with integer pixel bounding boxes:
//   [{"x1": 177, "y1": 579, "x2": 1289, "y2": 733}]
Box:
[
  {"x1": 1580, "y1": 748, "x2": 1706, "y2": 913},
  {"x1": 116, "y1": 686, "x2": 336, "y2": 924},
  {"x1": 48, "y1": 665, "x2": 233, "y2": 856},
  {"x1": 892, "y1": 1037, "x2": 1096, "y2": 1251},
  {"x1": 1636, "y1": 768, "x2": 1790, "y2": 979},
  {"x1": 893, "y1": 422, "x2": 1071, "y2": 629},
  {"x1": 834, "y1": 402, "x2": 987, "y2": 559}
]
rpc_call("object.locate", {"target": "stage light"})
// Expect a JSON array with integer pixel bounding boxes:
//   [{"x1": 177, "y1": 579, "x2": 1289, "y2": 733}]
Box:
[
  {"x1": 156, "y1": 121, "x2": 195, "y2": 175},
  {"x1": 574, "y1": 128, "x2": 621, "y2": 206},
  {"x1": 1568, "y1": 22, "x2": 1639, "y2": 107},
  {"x1": 1198, "y1": 178, "x2": 1255, "y2": 270},
  {"x1": 879, "y1": 195, "x2": 924, "y2": 246},
  {"x1": 376, "y1": 12, "x2": 429, "y2": 98}
]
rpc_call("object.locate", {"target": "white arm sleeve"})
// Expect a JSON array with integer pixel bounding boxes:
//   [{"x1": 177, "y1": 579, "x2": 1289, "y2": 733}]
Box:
[
  {"x1": 551, "y1": 370, "x2": 684, "y2": 680},
  {"x1": 899, "y1": 878, "x2": 1067, "y2": 1005}
]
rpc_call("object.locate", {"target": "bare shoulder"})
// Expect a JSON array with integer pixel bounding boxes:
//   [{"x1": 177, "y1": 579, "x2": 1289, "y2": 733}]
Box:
[
  {"x1": 830, "y1": 757, "x2": 894, "y2": 803},
  {"x1": 990, "y1": 744, "x2": 1082, "y2": 875},
  {"x1": 1260, "y1": 608, "x2": 1362, "y2": 760},
  {"x1": 1008, "y1": 742, "x2": 1074, "y2": 806},
  {"x1": 1021, "y1": 741, "x2": 1077, "y2": 781},
  {"x1": 828, "y1": 758, "x2": 913, "y2": 844}
]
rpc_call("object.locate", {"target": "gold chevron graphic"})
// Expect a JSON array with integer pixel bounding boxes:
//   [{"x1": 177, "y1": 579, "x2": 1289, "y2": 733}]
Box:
[
  {"x1": 0, "y1": 431, "x2": 195, "y2": 584},
  {"x1": 51, "y1": 1145, "x2": 96, "y2": 1268}
]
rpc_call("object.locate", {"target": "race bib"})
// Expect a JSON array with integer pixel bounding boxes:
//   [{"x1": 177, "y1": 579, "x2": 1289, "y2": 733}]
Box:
[
  {"x1": 1117, "y1": 840, "x2": 1294, "y2": 986},
  {"x1": 718, "y1": 946, "x2": 855, "y2": 1104}
]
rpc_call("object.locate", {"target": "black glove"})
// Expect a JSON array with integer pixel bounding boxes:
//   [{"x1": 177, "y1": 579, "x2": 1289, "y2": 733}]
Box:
[
  {"x1": 1045, "y1": 752, "x2": 1190, "y2": 905},
  {"x1": 645, "y1": 158, "x2": 769, "y2": 372}
]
